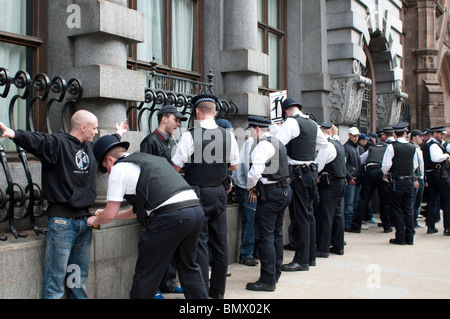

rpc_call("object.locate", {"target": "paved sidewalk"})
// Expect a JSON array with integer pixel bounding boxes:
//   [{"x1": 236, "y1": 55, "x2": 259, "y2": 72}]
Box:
[{"x1": 167, "y1": 216, "x2": 450, "y2": 299}]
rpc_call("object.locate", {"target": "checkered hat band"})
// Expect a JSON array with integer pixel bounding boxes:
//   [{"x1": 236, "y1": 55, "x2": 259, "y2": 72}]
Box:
[{"x1": 194, "y1": 97, "x2": 216, "y2": 105}]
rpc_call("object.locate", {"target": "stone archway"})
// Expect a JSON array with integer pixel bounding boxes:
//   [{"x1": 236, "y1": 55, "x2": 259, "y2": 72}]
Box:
[
  {"x1": 440, "y1": 53, "x2": 450, "y2": 128},
  {"x1": 327, "y1": 0, "x2": 406, "y2": 130}
]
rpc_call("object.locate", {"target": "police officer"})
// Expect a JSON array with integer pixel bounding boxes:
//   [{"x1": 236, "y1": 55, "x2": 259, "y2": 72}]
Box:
[
  {"x1": 172, "y1": 93, "x2": 239, "y2": 299},
  {"x1": 381, "y1": 122, "x2": 418, "y2": 245},
  {"x1": 88, "y1": 135, "x2": 208, "y2": 299},
  {"x1": 421, "y1": 126, "x2": 450, "y2": 235},
  {"x1": 140, "y1": 104, "x2": 187, "y2": 163},
  {"x1": 315, "y1": 123, "x2": 346, "y2": 257},
  {"x1": 244, "y1": 116, "x2": 292, "y2": 291},
  {"x1": 277, "y1": 98, "x2": 328, "y2": 272},
  {"x1": 347, "y1": 128, "x2": 392, "y2": 233}
]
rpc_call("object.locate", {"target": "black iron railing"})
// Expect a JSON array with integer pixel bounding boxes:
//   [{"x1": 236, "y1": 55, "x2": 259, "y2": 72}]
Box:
[
  {"x1": 0, "y1": 67, "x2": 83, "y2": 240},
  {"x1": 127, "y1": 58, "x2": 238, "y2": 133}
]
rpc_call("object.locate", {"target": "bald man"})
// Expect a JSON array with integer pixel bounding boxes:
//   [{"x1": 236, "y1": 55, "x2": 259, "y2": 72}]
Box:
[{"x1": 0, "y1": 110, "x2": 127, "y2": 299}]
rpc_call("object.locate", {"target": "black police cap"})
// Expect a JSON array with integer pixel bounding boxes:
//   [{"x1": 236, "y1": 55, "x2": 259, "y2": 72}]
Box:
[
  {"x1": 430, "y1": 126, "x2": 447, "y2": 133},
  {"x1": 93, "y1": 135, "x2": 130, "y2": 174},
  {"x1": 318, "y1": 122, "x2": 333, "y2": 129},
  {"x1": 191, "y1": 94, "x2": 219, "y2": 107},
  {"x1": 281, "y1": 97, "x2": 302, "y2": 111},
  {"x1": 392, "y1": 122, "x2": 409, "y2": 133},
  {"x1": 383, "y1": 126, "x2": 394, "y2": 134},
  {"x1": 247, "y1": 115, "x2": 271, "y2": 129}
]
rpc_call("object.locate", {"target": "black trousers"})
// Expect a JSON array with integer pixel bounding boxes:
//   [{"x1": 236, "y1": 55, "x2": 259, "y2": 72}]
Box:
[
  {"x1": 159, "y1": 258, "x2": 178, "y2": 292},
  {"x1": 316, "y1": 178, "x2": 346, "y2": 253},
  {"x1": 352, "y1": 167, "x2": 391, "y2": 230},
  {"x1": 288, "y1": 166, "x2": 318, "y2": 265},
  {"x1": 130, "y1": 205, "x2": 207, "y2": 299},
  {"x1": 196, "y1": 185, "x2": 228, "y2": 296},
  {"x1": 255, "y1": 185, "x2": 292, "y2": 285},
  {"x1": 425, "y1": 173, "x2": 450, "y2": 229},
  {"x1": 390, "y1": 178, "x2": 415, "y2": 243}
]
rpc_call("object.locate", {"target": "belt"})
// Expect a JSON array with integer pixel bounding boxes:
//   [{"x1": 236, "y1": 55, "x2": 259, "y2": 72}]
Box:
[
  {"x1": 72, "y1": 216, "x2": 88, "y2": 220},
  {"x1": 394, "y1": 176, "x2": 413, "y2": 180},
  {"x1": 152, "y1": 199, "x2": 200, "y2": 215},
  {"x1": 262, "y1": 179, "x2": 290, "y2": 189}
]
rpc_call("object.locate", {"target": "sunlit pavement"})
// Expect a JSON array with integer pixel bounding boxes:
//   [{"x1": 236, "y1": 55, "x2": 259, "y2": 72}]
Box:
[{"x1": 165, "y1": 215, "x2": 450, "y2": 299}]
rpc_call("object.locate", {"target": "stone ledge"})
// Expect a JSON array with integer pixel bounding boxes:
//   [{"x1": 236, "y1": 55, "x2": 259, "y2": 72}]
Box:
[
  {"x1": 68, "y1": 0, "x2": 145, "y2": 44},
  {"x1": 66, "y1": 65, "x2": 146, "y2": 101},
  {"x1": 221, "y1": 49, "x2": 269, "y2": 75}
]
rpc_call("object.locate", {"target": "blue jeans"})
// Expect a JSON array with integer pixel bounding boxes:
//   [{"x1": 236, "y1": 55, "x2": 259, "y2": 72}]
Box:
[
  {"x1": 235, "y1": 187, "x2": 257, "y2": 260},
  {"x1": 42, "y1": 217, "x2": 92, "y2": 299},
  {"x1": 413, "y1": 179, "x2": 424, "y2": 224},
  {"x1": 344, "y1": 183, "x2": 361, "y2": 228}
]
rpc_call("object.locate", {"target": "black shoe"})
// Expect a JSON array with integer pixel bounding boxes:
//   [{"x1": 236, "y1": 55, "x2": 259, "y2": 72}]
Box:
[
  {"x1": 315, "y1": 251, "x2": 329, "y2": 258},
  {"x1": 246, "y1": 281, "x2": 276, "y2": 292},
  {"x1": 330, "y1": 246, "x2": 344, "y2": 255},
  {"x1": 239, "y1": 258, "x2": 259, "y2": 266},
  {"x1": 345, "y1": 226, "x2": 361, "y2": 233},
  {"x1": 281, "y1": 261, "x2": 309, "y2": 272},
  {"x1": 427, "y1": 227, "x2": 439, "y2": 234},
  {"x1": 444, "y1": 228, "x2": 450, "y2": 236},
  {"x1": 209, "y1": 289, "x2": 224, "y2": 299},
  {"x1": 0, "y1": 234, "x2": 6, "y2": 241},
  {"x1": 384, "y1": 227, "x2": 393, "y2": 233},
  {"x1": 283, "y1": 243, "x2": 296, "y2": 251},
  {"x1": 389, "y1": 238, "x2": 405, "y2": 245},
  {"x1": 309, "y1": 260, "x2": 316, "y2": 267}
]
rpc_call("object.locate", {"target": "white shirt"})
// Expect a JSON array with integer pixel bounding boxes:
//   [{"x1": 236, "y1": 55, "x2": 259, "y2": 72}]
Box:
[
  {"x1": 171, "y1": 118, "x2": 240, "y2": 168},
  {"x1": 315, "y1": 140, "x2": 337, "y2": 172},
  {"x1": 381, "y1": 138, "x2": 419, "y2": 175},
  {"x1": 247, "y1": 133, "x2": 277, "y2": 190},
  {"x1": 231, "y1": 137, "x2": 255, "y2": 189},
  {"x1": 276, "y1": 110, "x2": 328, "y2": 165},
  {"x1": 107, "y1": 154, "x2": 197, "y2": 215},
  {"x1": 426, "y1": 137, "x2": 450, "y2": 164}
]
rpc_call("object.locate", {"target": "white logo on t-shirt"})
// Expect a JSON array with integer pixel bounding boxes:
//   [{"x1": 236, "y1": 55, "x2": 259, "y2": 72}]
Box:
[{"x1": 75, "y1": 150, "x2": 89, "y2": 171}]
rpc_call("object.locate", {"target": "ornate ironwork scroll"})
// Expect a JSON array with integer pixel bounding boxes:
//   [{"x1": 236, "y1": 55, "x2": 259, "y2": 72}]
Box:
[
  {"x1": 128, "y1": 58, "x2": 238, "y2": 134},
  {"x1": 0, "y1": 67, "x2": 83, "y2": 239}
]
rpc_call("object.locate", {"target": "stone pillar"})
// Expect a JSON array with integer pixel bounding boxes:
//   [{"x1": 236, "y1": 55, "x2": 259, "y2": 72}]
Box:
[
  {"x1": 48, "y1": 0, "x2": 146, "y2": 131},
  {"x1": 297, "y1": 0, "x2": 330, "y2": 121},
  {"x1": 414, "y1": 0, "x2": 444, "y2": 128},
  {"x1": 220, "y1": 0, "x2": 269, "y2": 127},
  {"x1": 48, "y1": 0, "x2": 146, "y2": 200}
]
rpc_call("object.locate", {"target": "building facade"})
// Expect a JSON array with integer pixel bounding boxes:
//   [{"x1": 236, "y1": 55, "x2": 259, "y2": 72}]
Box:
[
  {"x1": 0, "y1": 0, "x2": 448, "y2": 298},
  {"x1": 403, "y1": 0, "x2": 450, "y2": 130}
]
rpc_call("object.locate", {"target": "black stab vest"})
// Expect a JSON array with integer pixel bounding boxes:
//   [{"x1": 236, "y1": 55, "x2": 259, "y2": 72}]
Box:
[
  {"x1": 390, "y1": 141, "x2": 416, "y2": 178},
  {"x1": 366, "y1": 143, "x2": 388, "y2": 165},
  {"x1": 422, "y1": 140, "x2": 449, "y2": 171},
  {"x1": 184, "y1": 126, "x2": 231, "y2": 187},
  {"x1": 286, "y1": 115, "x2": 317, "y2": 161},
  {"x1": 260, "y1": 135, "x2": 290, "y2": 182},
  {"x1": 323, "y1": 138, "x2": 346, "y2": 178},
  {"x1": 118, "y1": 153, "x2": 192, "y2": 225}
]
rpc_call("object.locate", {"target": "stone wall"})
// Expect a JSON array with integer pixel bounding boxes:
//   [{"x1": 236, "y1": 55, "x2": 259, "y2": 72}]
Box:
[{"x1": 0, "y1": 203, "x2": 246, "y2": 299}]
